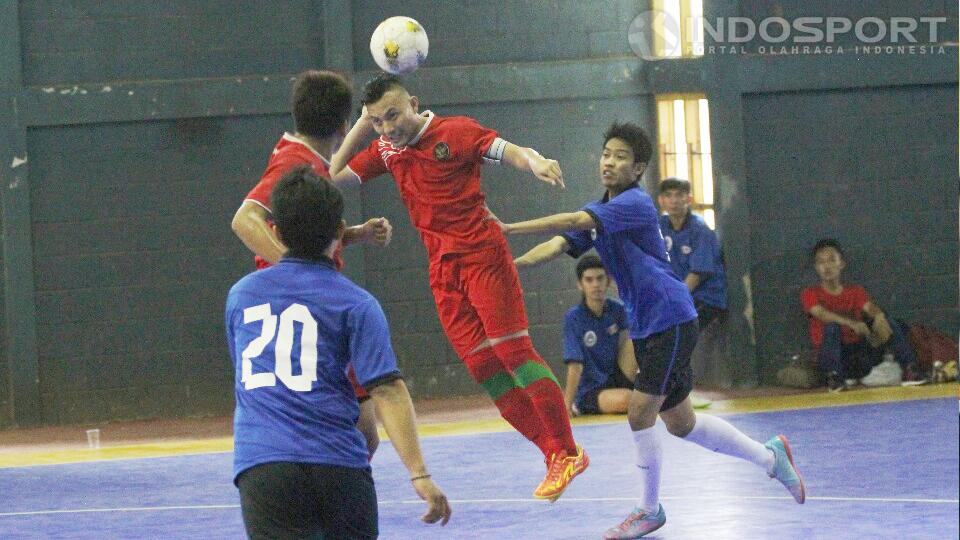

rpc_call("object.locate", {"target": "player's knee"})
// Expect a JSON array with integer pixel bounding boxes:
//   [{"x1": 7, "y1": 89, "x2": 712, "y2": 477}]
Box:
[
  {"x1": 491, "y1": 335, "x2": 541, "y2": 370},
  {"x1": 463, "y1": 347, "x2": 503, "y2": 383},
  {"x1": 598, "y1": 391, "x2": 631, "y2": 414},
  {"x1": 665, "y1": 417, "x2": 695, "y2": 438},
  {"x1": 627, "y1": 394, "x2": 659, "y2": 430}
]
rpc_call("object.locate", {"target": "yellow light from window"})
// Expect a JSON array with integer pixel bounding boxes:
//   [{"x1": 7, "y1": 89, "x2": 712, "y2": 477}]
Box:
[{"x1": 672, "y1": 99, "x2": 689, "y2": 180}]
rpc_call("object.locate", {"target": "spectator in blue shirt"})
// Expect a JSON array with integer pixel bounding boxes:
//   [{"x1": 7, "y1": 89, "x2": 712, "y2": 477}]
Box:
[
  {"x1": 226, "y1": 166, "x2": 450, "y2": 538},
  {"x1": 657, "y1": 177, "x2": 728, "y2": 330},
  {"x1": 563, "y1": 255, "x2": 636, "y2": 416}
]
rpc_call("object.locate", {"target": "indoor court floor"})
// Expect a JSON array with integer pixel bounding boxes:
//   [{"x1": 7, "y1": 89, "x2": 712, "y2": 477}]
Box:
[{"x1": 1, "y1": 385, "x2": 957, "y2": 539}]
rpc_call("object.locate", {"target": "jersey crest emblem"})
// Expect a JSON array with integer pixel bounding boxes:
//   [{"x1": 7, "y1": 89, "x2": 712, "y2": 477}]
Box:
[
  {"x1": 583, "y1": 330, "x2": 598, "y2": 347},
  {"x1": 434, "y1": 142, "x2": 450, "y2": 161},
  {"x1": 681, "y1": 245, "x2": 692, "y2": 255},
  {"x1": 590, "y1": 229, "x2": 598, "y2": 240}
]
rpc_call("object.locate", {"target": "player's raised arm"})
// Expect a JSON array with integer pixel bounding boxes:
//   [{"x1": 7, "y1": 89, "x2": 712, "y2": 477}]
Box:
[
  {"x1": 514, "y1": 235, "x2": 572, "y2": 268},
  {"x1": 369, "y1": 379, "x2": 452, "y2": 526},
  {"x1": 501, "y1": 211, "x2": 596, "y2": 236},
  {"x1": 500, "y1": 141, "x2": 565, "y2": 189},
  {"x1": 329, "y1": 111, "x2": 375, "y2": 187},
  {"x1": 231, "y1": 201, "x2": 287, "y2": 264}
]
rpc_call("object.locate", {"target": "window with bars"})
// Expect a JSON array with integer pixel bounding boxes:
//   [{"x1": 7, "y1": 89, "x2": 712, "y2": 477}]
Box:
[
  {"x1": 656, "y1": 94, "x2": 715, "y2": 229},
  {"x1": 651, "y1": 0, "x2": 705, "y2": 58}
]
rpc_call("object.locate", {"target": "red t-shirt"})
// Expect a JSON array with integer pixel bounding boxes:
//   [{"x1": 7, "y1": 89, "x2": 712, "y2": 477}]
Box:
[
  {"x1": 800, "y1": 284, "x2": 870, "y2": 347},
  {"x1": 245, "y1": 133, "x2": 344, "y2": 269},
  {"x1": 346, "y1": 112, "x2": 505, "y2": 260}
]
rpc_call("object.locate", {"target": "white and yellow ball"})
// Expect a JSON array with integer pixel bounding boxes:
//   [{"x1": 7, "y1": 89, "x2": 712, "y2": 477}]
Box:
[{"x1": 369, "y1": 16, "x2": 429, "y2": 75}]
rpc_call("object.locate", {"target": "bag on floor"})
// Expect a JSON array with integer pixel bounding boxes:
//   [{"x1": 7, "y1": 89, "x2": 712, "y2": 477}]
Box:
[
  {"x1": 777, "y1": 351, "x2": 821, "y2": 389},
  {"x1": 907, "y1": 325, "x2": 959, "y2": 372}
]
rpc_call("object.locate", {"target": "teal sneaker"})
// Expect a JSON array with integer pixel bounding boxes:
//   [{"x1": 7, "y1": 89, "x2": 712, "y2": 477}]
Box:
[
  {"x1": 603, "y1": 504, "x2": 666, "y2": 539},
  {"x1": 765, "y1": 434, "x2": 806, "y2": 504}
]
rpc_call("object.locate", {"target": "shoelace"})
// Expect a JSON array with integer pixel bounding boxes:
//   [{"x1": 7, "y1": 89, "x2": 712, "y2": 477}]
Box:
[
  {"x1": 546, "y1": 453, "x2": 568, "y2": 476},
  {"x1": 617, "y1": 510, "x2": 650, "y2": 531}
]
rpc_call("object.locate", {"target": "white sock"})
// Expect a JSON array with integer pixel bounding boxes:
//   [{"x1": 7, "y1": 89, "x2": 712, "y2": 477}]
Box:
[
  {"x1": 682, "y1": 413, "x2": 775, "y2": 473},
  {"x1": 632, "y1": 427, "x2": 662, "y2": 512}
]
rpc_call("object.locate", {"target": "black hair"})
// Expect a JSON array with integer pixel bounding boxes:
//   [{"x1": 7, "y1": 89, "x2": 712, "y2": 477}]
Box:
[
  {"x1": 361, "y1": 73, "x2": 406, "y2": 105},
  {"x1": 292, "y1": 70, "x2": 353, "y2": 139},
  {"x1": 603, "y1": 122, "x2": 653, "y2": 164},
  {"x1": 811, "y1": 238, "x2": 844, "y2": 261},
  {"x1": 659, "y1": 177, "x2": 691, "y2": 194},
  {"x1": 270, "y1": 166, "x2": 344, "y2": 260},
  {"x1": 575, "y1": 255, "x2": 606, "y2": 281}
]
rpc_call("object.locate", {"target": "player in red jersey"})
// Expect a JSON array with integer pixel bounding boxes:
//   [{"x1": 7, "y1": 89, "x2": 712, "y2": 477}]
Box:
[
  {"x1": 232, "y1": 70, "x2": 392, "y2": 457},
  {"x1": 329, "y1": 74, "x2": 588, "y2": 501}
]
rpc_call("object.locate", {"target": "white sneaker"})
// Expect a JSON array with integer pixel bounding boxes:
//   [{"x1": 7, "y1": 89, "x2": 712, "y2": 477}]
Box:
[{"x1": 861, "y1": 360, "x2": 902, "y2": 387}]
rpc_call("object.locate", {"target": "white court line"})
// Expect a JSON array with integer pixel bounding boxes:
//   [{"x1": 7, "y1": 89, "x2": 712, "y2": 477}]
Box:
[{"x1": 1, "y1": 495, "x2": 957, "y2": 517}]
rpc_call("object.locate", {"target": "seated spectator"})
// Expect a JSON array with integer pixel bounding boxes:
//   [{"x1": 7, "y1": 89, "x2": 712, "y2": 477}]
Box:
[
  {"x1": 562, "y1": 256, "x2": 636, "y2": 415},
  {"x1": 801, "y1": 238, "x2": 924, "y2": 392},
  {"x1": 657, "y1": 178, "x2": 728, "y2": 329}
]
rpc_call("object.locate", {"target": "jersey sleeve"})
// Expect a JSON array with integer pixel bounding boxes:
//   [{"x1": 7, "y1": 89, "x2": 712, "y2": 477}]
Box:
[
  {"x1": 245, "y1": 155, "x2": 301, "y2": 208},
  {"x1": 347, "y1": 297, "x2": 402, "y2": 389},
  {"x1": 452, "y1": 117, "x2": 499, "y2": 163},
  {"x1": 562, "y1": 311, "x2": 583, "y2": 363},
  {"x1": 584, "y1": 190, "x2": 659, "y2": 236},
  {"x1": 561, "y1": 230, "x2": 594, "y2": 258},
  {"x1": 347, "y1": 142, "x2": 390, "y2": 183},
  {"x1": 800, "y1": 287, "x2": 819, "y2": 313},
  {"x1": 688, "y1": 226, "x2": 721, "y2": 276}
]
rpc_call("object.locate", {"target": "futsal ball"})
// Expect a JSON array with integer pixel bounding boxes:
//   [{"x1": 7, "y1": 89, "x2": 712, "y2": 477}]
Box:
[{"x1": 369, "y1": 16, "x2": 429, "y2": 75}]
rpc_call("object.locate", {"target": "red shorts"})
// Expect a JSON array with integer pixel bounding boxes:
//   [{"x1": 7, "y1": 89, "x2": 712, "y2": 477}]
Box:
[{"x1": 428, "y1": 244, "x2": 529, "y2": 358}]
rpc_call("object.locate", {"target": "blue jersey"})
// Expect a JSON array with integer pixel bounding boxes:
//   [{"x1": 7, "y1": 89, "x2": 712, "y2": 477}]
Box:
[
  {"x1": 225, "y1": 257, "x2": 401, "y2": 482},
  {"x1": 659, "y1": 212, "x2": 727, "y2": 309},
  {"x1": 562, "y1": 299, "x2": 628, "y2": 408},
  {"x1": 562, "y1": 185, "x2": 697, "y2": 339}
]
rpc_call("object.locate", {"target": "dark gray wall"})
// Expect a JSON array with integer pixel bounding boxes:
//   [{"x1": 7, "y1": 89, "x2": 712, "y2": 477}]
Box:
[
  {"x1": 743, "y1": 84, "x2": 959, "y2": 381},
  {"x1": 19, "y1": 1, "x2": 324, "y2": 85},
  {"x1": 351, "y1": 0, "x2": 639, "y2": 70},
  {"x1": 27, "y1": 116, "x2": 282, "y2": 423},
  {"x1": 1, "y1": 1, "x2": 957, "y2": 427}
]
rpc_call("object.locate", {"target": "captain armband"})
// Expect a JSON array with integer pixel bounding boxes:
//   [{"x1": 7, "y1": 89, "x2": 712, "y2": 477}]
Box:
[{"x1": 482, "y1": 137, "x2": 508, "y2": 165}]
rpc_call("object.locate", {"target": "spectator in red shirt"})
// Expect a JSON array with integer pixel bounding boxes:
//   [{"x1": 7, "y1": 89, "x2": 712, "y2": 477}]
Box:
[{"x1": 801, "y1": 238, "x2": 922, "y2": 392}]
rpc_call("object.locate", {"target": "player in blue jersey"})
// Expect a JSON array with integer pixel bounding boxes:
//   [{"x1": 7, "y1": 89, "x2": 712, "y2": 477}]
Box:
[
  {"x1": 498, "y1": 122, "x2": 804, "y2": 539},
  {"x1": 563, "y1": 255, "x2": 635, "y2": 416},
  {"x1": 226, "y1": 166, "x2": 450, "y2": 539},
  {"x1": 656, "y1": 177, "x2": 727, "y2": 329}
]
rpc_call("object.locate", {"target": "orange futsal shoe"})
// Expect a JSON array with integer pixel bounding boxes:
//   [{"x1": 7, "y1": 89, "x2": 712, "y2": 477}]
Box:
[{"x1": 533, "y1": 445, "x2": 590, "y2": 502}]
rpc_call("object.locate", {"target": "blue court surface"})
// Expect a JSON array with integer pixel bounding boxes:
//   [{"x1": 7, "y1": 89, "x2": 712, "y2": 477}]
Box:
[{"x1": 1, "y1": 398, "x2": 957, "y2": 539}]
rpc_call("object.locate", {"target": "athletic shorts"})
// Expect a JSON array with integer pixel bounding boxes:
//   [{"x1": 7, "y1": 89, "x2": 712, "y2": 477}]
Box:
[
  {"x1": 694, "y1": 301, "x2": 726, "y2": 331},
  {"x1": 237, "y1": 461, "x2": 377, "y2": 540},
  {"x1": 428, "y1": 244, "x2": 529, "y2": 358},
  {"x1": 576, "y1": 368, "x2": 634, "y2": 415},
  {"x1": 633, "y1": 319, "x2": 699, "y2": 412}
]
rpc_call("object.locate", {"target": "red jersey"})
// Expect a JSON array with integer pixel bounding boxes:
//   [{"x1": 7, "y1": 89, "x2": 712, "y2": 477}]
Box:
[
  {"x1": 245, "y1": 133, "x2": 344, "y2": 269},
  {"x1": 346, "y1": 112, "x2": 505, "y2": 259},
  {"x1": 800, "y1": 284, "x2": 870, "y2": 347}
]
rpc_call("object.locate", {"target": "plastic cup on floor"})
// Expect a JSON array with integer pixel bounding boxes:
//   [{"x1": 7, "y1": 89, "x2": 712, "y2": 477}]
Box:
[{"x1": 86, "y1": 429, "x2": 100, "y2": 450}]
